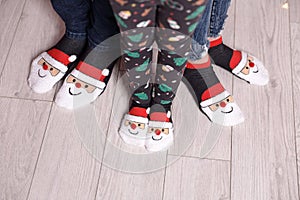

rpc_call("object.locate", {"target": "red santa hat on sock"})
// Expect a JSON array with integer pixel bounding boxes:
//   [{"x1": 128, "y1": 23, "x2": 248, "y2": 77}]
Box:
[
  {"x1": 200, "y1": 83, "x2": 230, "y2": 107},
  {"x1": 41, "y1": 48, "x2": 77, "y2": 73},
  {"x1": 149, "y1": 111, "x2": 171, "y2": 122},
  {"x1": 70, "y1": 61, "x2": 109, "y2": 89}
]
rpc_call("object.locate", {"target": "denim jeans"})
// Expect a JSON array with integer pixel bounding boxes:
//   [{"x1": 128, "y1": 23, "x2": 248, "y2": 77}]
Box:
[
  {"x1": 189, "y1": 0, "x2": 231, "y2": 61},
  {"x1": 51, "y1": 0, "x2": 119, "y2": 48}
]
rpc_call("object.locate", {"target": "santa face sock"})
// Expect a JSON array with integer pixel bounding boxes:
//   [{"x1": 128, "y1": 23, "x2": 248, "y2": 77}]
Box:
[
  {"x1": 145, "y1": 104, "x2": 174, "y2": 152},
  {"x1": 183, "y1": 58, "x2": 245, "y2": 126},
  {"x1": 208, "y1": 36, "x2": 269, "y2": 85},
  {"x1": 55, "y1": 46, "x2": 116, "y2": 109},
  {"x1": 28, "y1": 36, "x2": 87, "y2": 93},
  {"x1": 119, "y1": 47, "x2": 154, "y2": 146},
  {"x1": 119, "y1": 107, "x2": 150, "y2": 147}
]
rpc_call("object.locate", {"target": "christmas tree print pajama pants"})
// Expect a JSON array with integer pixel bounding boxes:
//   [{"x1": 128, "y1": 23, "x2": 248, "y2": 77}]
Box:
[{"x1": 109, "y1": 0, "x2": 207, "y2": 117}]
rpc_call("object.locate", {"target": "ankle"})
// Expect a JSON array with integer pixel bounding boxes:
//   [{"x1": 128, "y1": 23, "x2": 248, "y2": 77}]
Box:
[
  {"x1": 208, "y1": 35, "x2": 222, "y2": 42},
  {"x1": 188, "y1": 53, "x2": 209, "y2": 64}
]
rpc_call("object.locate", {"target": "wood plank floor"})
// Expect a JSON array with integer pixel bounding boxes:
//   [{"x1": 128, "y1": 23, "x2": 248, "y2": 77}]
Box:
[{"x1": 0, "y1": 0, "x2": 299, "y2": 199}]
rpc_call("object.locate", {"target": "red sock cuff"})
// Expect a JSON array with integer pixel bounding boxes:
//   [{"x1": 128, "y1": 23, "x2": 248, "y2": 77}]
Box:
[
  {"x1": 149, "y1": 112, "x2": 170, "y2": 122},
  {"x1": 129, "y1": 107, "x2": 148, "y2": 118},
  {"x1": 209, "y1": 36, "x2": 223, "y2": 48},
  {"x1": 229, "y1": 50, "x2": 242, "y2": 70},
  {"x1": 186, "y1": 59, "x2": 211, "y2": 69}
]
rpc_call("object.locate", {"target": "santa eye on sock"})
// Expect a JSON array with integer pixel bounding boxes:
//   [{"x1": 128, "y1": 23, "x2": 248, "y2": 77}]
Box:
[
  {"x1": 149, "y1": 127, "x2": 169, "y2": 135},
  {"x1": 66, "y1": 75, "x2": 96, "y2": 93},
  {"x1": 240, "y1": 56, "x2": 258, "y2": 75},
  {"x1": 124, "y1": 120, "x2": 146, "y2": 130},
  {"x1": 37, "y1": 58, "x2": 60, "y2": 76},
  {"x1": 209, "y1": 95, "x2": 234, "y2": 111}
]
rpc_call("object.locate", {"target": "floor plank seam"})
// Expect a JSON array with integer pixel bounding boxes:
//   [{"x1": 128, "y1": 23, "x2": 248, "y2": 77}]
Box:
[
  {"x1": 160, "y1": 152, "x2": 169, "y2": 200},
  {"x1": 0, "y1": 95, "x2": 53, "y2": 103},
  {"x1": 167, "y1": 153, "x2": 230, "y2": 162},
  {"x1": 25, "y1": 102, "x2": 55, "y2": 200},
  {"x1": 0, "y1": 0, "x2": 27, "y2": 79},
  {"x1": 288, "y1": 19, "x2": 300, "y2": 200},
  {"x1": 93, "y1": 69, "x2": 122, "y2": 200},
  {"x1": 230, "y1": 1, "x2": 237, "y2": 198}
]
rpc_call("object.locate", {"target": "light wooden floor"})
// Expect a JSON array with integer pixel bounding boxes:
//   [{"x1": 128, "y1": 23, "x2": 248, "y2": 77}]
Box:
[{"x1": 0, "y1": 0, "x2": 299, "y2": 199}]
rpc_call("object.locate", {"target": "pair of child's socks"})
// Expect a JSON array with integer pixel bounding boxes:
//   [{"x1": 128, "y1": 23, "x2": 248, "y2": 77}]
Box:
[
  {"x1": 119, "y1": 106, "x2": 174, "y2": 152},
  {"x1": 28, "y1": 35, "x2": 270, "y2": 152},
  {"x1": 183, "y1": 36, "x2": 269, "y2": 126},
  {"x1": 28, "y1": 36, "x2": 115, "y2": 109},
  {"x1": 118, "y1": 36, "x2": 270, "y2": 150}
]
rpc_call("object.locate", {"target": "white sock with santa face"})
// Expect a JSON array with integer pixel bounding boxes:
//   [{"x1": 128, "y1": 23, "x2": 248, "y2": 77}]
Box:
[
  {"x1": 55, "y1": 61, "x2": 112, "y2": 109},
  {"x1": 208, "y1": 36, "x2": 269, "y2": 86},
  {"x1": 145, "y1": 105, "x2": 174, "y2": 152},
  {"x1": 28, "y1": 36, "x2": 86, "y2": 93},
  {"x1": 184, "y1": 59, "x2": 245, "y2": 126},
  {"x1": 200, "y1": 83, "x2": 244, "y2": 126},
  {"x1": 55, "y1": 43, "x2": 119, "y2": 109}
]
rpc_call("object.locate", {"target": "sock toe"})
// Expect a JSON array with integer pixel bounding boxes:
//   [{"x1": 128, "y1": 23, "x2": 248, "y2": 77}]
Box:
[
  {"x1": 119, "y1": 114, "x2": 149, "y2": 147},
  {"x1": 145, "y1": 121, "x2": 174, "y2": 152},
  {"x1": 201, "y1": 95, "x2": 245, "y2": 127},
  {"x1": 28, "y1": 54, "x2": 65, "y2": 93}
]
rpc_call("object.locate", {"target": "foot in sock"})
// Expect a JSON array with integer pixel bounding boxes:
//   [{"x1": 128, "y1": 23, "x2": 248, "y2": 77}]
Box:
[
  {"x1": 54, "y1": 61, "x2": 111, "y2": 109},
  {"x1": 145, "y1": 105, "x2": 174, "y2": 152},
  {"x1": 184, "y1": 57, "x2": 244, "y2": 126},
  {"x1": 208, "y1": 36, "x2": 269, "y2": 86},
  {"x1": 54, "y1": 44, "x2": 117, "y2": 109},
  {"x1": 28, "y1": 36, "x2": 86, "y2": 93},
  {"x1": 119, "y1": 107, "x2": 150, "y2": 147}
]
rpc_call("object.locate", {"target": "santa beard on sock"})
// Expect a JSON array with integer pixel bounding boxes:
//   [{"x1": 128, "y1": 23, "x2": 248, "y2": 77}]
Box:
[
  {"x1": 28, "y1": 55, "x2": 66, "y2": 93},
  {"x1": 201, "y1": 94, "x2": 244, "y2": 126},
  {"x1": 55, "y1": 74, "x2": 105, "y2": 109}
]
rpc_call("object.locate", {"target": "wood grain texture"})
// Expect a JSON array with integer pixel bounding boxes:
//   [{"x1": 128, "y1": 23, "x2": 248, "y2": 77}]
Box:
[
  {"x1": 231, "y1": 0, "x2": 299, "y2": 199},
  {"x1": 291, "y1": 22, "x2": 300, "y2": 199},
  {"x1": 96, "y1": 166, "x2": 165, "y2": 200},
  {"x1": 163, "y1": 156, "x2": 230, "y2": 200},
  {"x1": 289, "y1": 0, "x2": 300, "y2": 23},
  {"x1": 0, "y1": 0, "x2": 26, "y2": 74},
  {"x1": 0, "y1": 98, "x2": 51, "y2": 200},
  {"x1": 0, "y1": 0, "x2": 64, "y2": 101},
  {"x1": 28, "y1": 66, "x2": 119, "y2": 200}
]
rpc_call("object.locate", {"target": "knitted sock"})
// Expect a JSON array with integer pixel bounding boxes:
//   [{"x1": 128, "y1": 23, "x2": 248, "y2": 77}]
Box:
[
  {"x1": 145, "y1": 103, "x2": 174, "y2": 152},
  {"x1": 55, "y1": 45, "x2": 117, "y2": 109},
  {"x1": 28, "y1": 35, "x2": 87, "y2": 93},
  {"x1": 119, "y1": 106, "x2": 150, "y2": 147},
  {"x1": 208, "y1": 36, "x2": 269, "y2": 85},
  {"x1": 183, "y1": 57, "x2": 244, "y2": 126}
]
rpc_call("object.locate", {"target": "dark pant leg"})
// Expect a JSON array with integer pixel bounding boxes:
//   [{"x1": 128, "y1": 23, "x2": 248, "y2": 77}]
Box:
[
  {"x1": 189, "y1": 0, "x2": 213, "y2": 61},
  {"x1": 109, "y1": 0, "x2": 157, "y2": 109},
  {"x1": 153, "y1": 0, "x2": 208, "y2": 108},
  {"x1": 51, "y1": 0, "x2": 91, "y2": 39},
  {"x1": 208, "y1": 0, "x2": 231, "y2": 37},
  {"x1": 87, "y1": 0, "x2": 120, "y2": 47}
]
